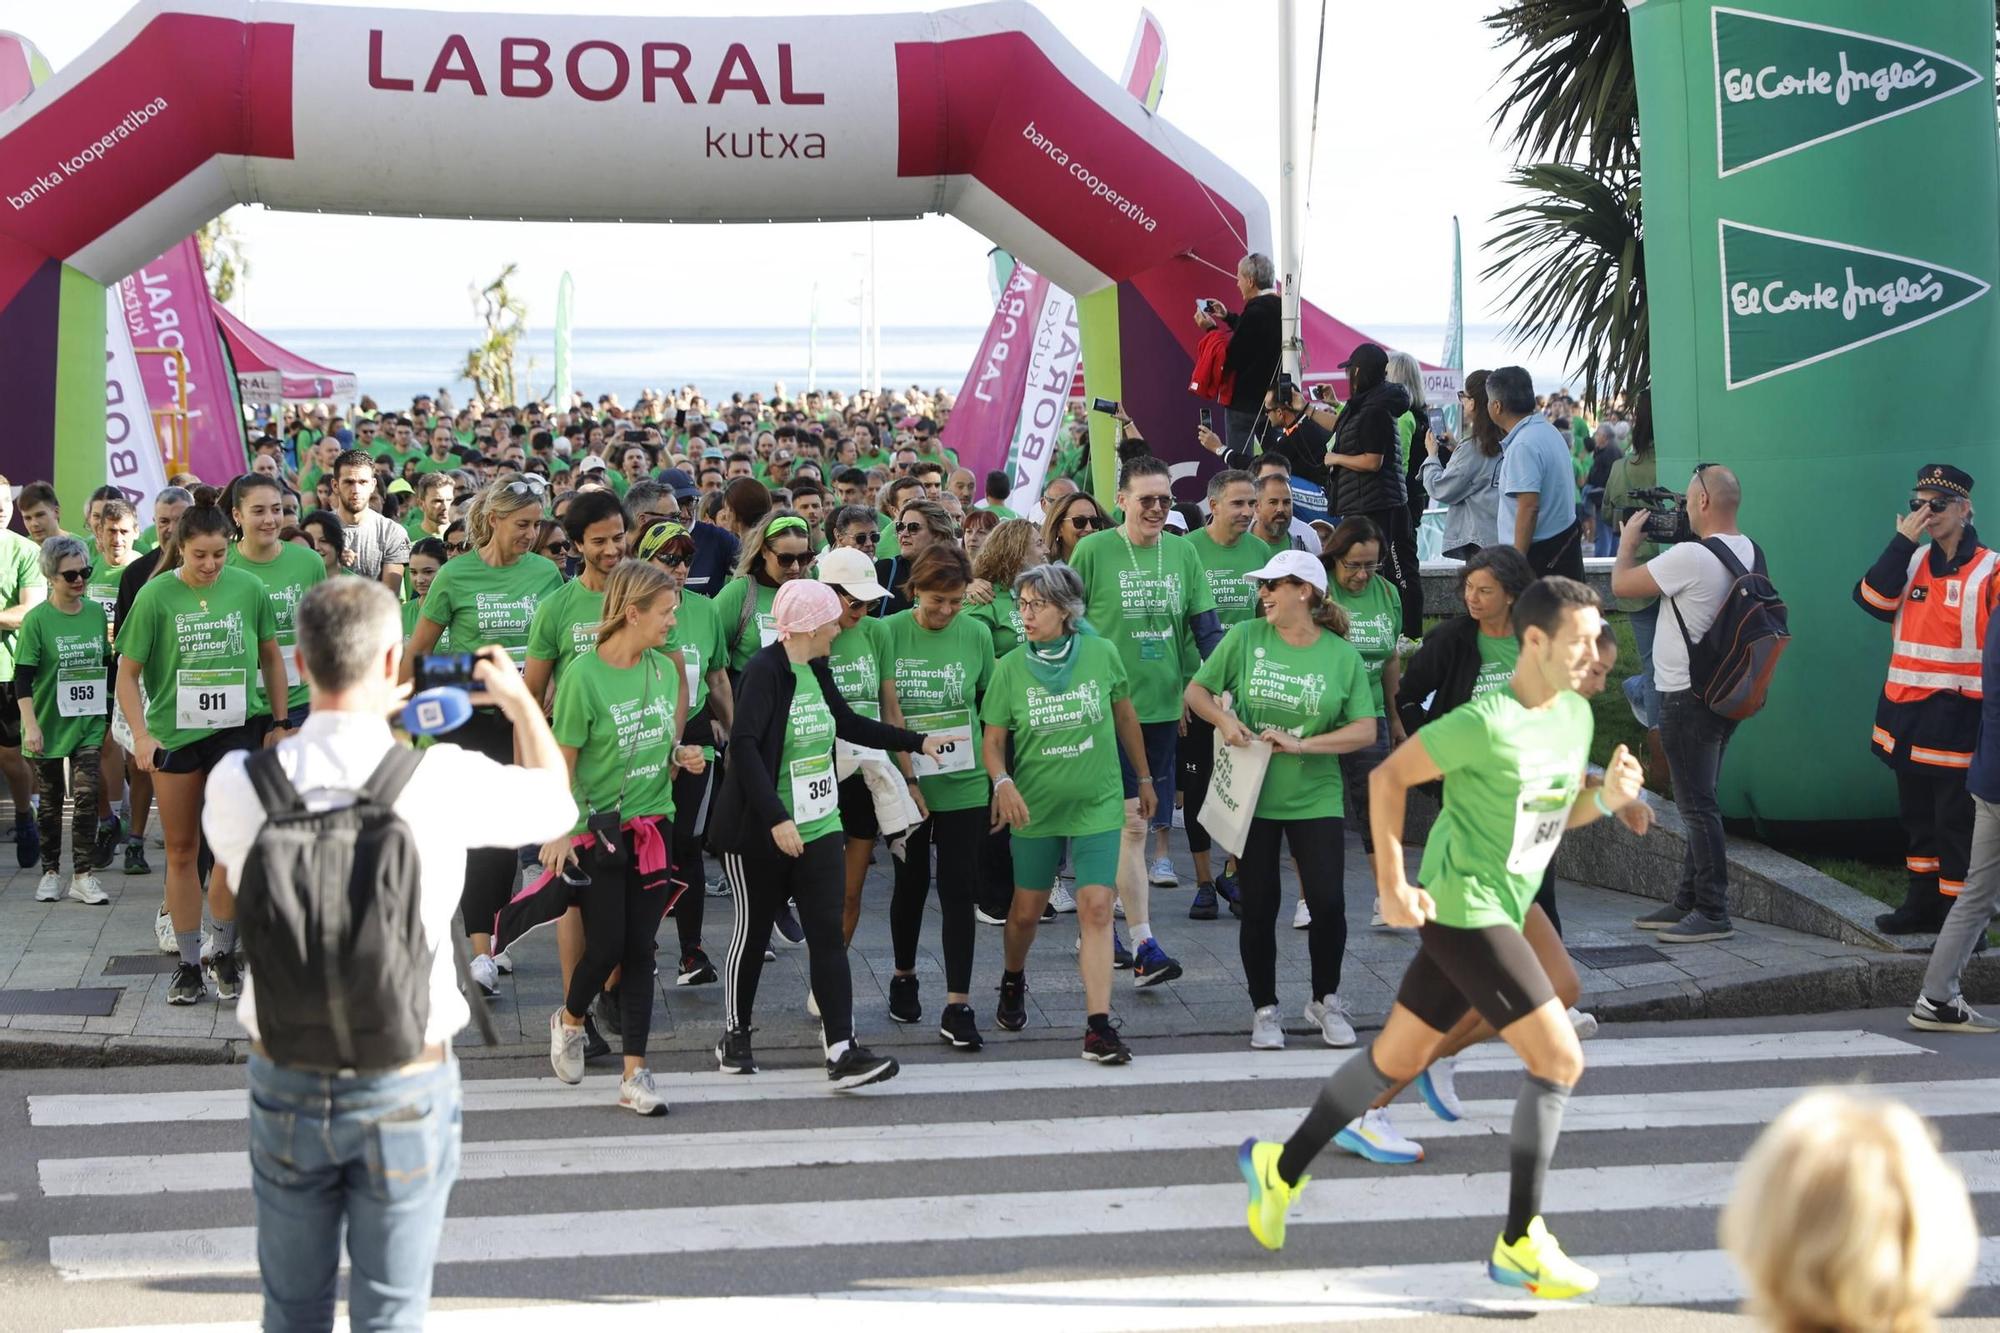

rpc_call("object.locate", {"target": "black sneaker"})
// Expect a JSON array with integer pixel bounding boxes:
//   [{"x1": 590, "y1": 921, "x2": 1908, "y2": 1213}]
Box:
[
  {"x1": 1877, "y1": 903, "x2": 1950, "y2": 935},
  {"x1": 123, "y1": 841, "x2": 150, "y2": 876},
  {"x1": 888, "y1": 973, "x2": 921, "y2": 1024},
  {"x1": 715, "y1": 1028, "x2": 757, "y2": 1074},
  {"x1": 14, "y1": 816, "x2": 37, "y2": 869},
  {"x1": 676, "y1": 948, "x2": 717, "y2": 986},
  {"x1": 204, "y1": 952, "x2": 242, "y2": 1002},
  {"x1": 1039, "y1": 900, "x2": 1057, "y2": 923},
  {"x1": 772, "y1": 900, "x2": 806, "y2": 947},
  {"x1": 93, "y1": 814, "x2": 123, "y2": 870},
  {"x1": 1082, "y1": 1024, "x2": 1132, "y2": 1065},
  {"x1": 996, "y1": 974, "x2": 1028, "y2": 1031},
  {"x1": 593, "y1": 988, "x2": 623, "y2": 1038},
  {"x1": 1909, "y1": 993, "x2": 2000, "y2": 1034},
  {"x1": 827, "y1": 1043, "x2": 899, "y2": 1090},
  {"x1": 166, "y1": 961, "x2": 205, "y2": 1005},
  {"x1": 939, "y1": 1002, "x2": 984, "y2": 1052},
  {"x1": 1189, "y1": 883, "x2": 1219, "y2": 920}
]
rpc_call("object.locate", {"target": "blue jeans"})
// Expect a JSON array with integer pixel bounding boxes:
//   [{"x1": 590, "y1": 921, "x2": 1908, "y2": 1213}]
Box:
[
  {"x1": 1622, "y1": 600, "x2": 1660, "y2": 730},
  {"x1": 248, "y1": 1052, "x2": 463, "y2": 1332},
  {"x1": 1658, "y1": 689, "x2": 1739, "y2": 920}
]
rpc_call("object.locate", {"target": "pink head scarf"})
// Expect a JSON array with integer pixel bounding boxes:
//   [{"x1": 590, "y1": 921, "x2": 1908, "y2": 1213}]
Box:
[{"x1": 772, "y1": 579, "x2": 842, "y2": 640}]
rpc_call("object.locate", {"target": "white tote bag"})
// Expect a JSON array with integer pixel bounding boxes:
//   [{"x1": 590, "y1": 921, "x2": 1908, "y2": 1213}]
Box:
[{"x1": 1198, "y1": 731, "x2": 1272, "y2": 860}]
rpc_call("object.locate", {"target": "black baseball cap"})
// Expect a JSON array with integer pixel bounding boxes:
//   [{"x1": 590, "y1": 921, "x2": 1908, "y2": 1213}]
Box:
[{"x1": 1340, "y1": 342, "x2": 1389, "y2": 375}]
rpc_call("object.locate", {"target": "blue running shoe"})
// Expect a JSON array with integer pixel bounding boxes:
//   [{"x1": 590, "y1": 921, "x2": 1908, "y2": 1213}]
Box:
[{"x1": 1132, "y1": 936, "x2": 1183, "y2": 987}]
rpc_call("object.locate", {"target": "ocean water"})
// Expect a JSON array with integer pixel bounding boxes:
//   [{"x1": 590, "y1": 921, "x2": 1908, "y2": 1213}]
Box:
[{"x1": 260, "y1": 321, "x2": 1576, "y2": 410}]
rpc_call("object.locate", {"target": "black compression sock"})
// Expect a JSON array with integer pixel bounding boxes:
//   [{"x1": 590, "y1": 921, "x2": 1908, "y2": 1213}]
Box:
[
  {"x1": 1504, "y1": 1074, "x2": 1573, "y2": 1244},
  {"x1": 1087, "y1": 1012, "x2": 1115, "y2": 1034},
  {"x1": 1003, "y1": 969, "x2": 1025, "y2": 986},
  {"x1": 1277, "y1": 1048, "x2": 1395, "y2": 1185}
]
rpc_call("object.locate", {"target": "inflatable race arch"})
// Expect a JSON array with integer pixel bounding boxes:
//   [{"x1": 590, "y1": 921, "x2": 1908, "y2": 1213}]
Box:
[{"x1": 0, "y1": 0, "x2": 1268, "y2": 518}]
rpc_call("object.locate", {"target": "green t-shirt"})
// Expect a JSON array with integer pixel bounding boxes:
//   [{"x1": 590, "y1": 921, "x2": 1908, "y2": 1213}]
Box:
[
  {"x1": 401, "y1": 598, "x2": 451, "y2": 650},
  {"x1": 883, "y1": 609, "x2": 994, "y2": 813},
  {"x1": 1183, "y1": 527, "x2": 1272, "y2": 628},
  {"x1": 526, "y1": 578, "x2": 606, "y2": 680},
  {"x1": 225, "y1": 542, "x2": 326, "y2": 713},
  {"x1": 84, "y1": 559, "x2": 129, "y2": 640},
  {"x1": 116, "y1": 566, "x2": 278, "y2": 750},
  {"x1": 413, "y1": 455, "x2": 459, "y2": 476},
  {"x1": 17, "y1": 599, "x2": 110, "y2": 758},
  {"x1": 133, "y1": 527, "x2": 160, "y2": 556},
  {"x1": 965, "y1": 588, "x2": 1024, "y2": 659},
  {"x1": 1603, "y1": 451, "x2": 1660, "y2": 613},
  {"x1": 710, "y1": 578, "x2": 778, "y2": 671},
  {"x1": 825, "y1": 616, "x2": 887, "y2": 718},
  {"x1": 1472, "y1": 632, "x2": 1520, "y2": 701},
  {"x1": 1416, "y1": 687, "x2": 1592, "y2": 929},
  {"x1": 979, "y1": 634, "x2": 1129, "y2": 838},
  {"x1": 419, "y1": 552, "x2": 564, "y2": 659},
  {"x1": 551, "y1": 647, "x2": 680, "y2": 827},
  {"x1": 665, "y1": 588, "x2": 726, "y2": 719},
  {"x1": 978, "y1": 503, "x2": 1020, "y2": 522},
  {"x1": 1192, "y1": 619, "x2": 1376, "y2": 820},
  {"x1": 0, "y1": 530, "x2": 47, "y2": 681},
  {"x1": 1328, "y1": 575, "x2": 1402, "y2": 712},
  {"x1": 1068, "y1": 528, "x2": 1216, "y2": 723},
  {"x1": 777, "y1": 662, "x2": 842, "y2": 841}
]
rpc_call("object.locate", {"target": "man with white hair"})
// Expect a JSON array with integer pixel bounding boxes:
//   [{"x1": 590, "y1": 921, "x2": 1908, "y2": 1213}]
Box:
[{"x1": 1218, "y1": 253, "x2": 1282, "y2": 454}]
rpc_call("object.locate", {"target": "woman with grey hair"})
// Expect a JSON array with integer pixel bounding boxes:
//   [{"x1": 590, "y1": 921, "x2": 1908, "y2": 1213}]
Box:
[
  {"x1": 979, "y1": 562, "x2": 1155, "y2": 1065},
  {"x1": 17, "y1": 534, "x2": 110, "y2": 905}
]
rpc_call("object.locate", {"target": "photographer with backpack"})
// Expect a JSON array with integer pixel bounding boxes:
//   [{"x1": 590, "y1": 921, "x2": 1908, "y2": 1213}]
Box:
[
  {"x1": 1612, "y1": 463, "x2": 1786, "y2": 944},
  {"x1": 201, "y1": 578, "x2": 576, "y2": 1332}
]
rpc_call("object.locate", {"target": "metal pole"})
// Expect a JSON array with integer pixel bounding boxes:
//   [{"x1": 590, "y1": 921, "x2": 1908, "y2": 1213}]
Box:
[
  {"x1": 808, "y1": 281, "x2": 818, "y2": 394},
  {"x1": 869, "y1": 221, "x2": 882, "y2": 395},
  {"x1": 1275, "y1": 0, "x2": 1304, "y2": 381}
]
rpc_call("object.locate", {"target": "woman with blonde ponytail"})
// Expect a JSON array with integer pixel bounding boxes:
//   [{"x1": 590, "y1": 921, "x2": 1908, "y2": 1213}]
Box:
[{"x1": 402, "y1": 477, "x2": 564, "y2": 990}]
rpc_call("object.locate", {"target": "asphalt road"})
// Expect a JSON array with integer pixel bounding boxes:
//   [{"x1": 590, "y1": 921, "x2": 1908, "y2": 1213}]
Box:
[{"x1": 4, "y1": 1007, "x2": 2000, "y2": 1332}]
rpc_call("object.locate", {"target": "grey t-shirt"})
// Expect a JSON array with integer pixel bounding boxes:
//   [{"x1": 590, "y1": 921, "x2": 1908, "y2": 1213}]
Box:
[{"x1": 342, "y1": 509, "x2": 411, "y2": 581}]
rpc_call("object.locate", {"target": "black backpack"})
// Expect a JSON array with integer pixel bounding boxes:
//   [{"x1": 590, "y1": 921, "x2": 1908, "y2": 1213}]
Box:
[
  {"x1": 1669, "y1": 537, "x2": 1790, "y2": 721},
  {"x1": 235, "y1": 745, "x2": 469, "y2": 1070}
]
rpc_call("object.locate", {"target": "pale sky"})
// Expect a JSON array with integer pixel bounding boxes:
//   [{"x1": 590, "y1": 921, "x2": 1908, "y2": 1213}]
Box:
[{"x1": 28, "y1": 0, "x2": 1537, "y2": 336}]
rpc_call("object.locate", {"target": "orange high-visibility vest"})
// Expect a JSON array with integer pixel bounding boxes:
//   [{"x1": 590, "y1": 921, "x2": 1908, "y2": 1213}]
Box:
[{"x1": 1879, "y1": 545, "x2": 1999, "y2": 704}]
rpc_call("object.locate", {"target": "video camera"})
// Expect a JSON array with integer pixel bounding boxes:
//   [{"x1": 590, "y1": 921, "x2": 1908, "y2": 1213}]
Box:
[{"x1": 1618, "y1": 487, "x2": 1693, "y2": 544}]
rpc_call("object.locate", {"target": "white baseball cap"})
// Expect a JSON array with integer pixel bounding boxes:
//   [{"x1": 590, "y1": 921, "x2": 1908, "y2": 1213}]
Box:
[
  {"x1": 1244, "y1": 548, "x2": 1327, "y2": 595},
  {"x1": 814, "y1": 544, "x2": 889, "y2": 601},
  {"x1": 574, "y1": 454, "x2": 608, "y2": 473}
]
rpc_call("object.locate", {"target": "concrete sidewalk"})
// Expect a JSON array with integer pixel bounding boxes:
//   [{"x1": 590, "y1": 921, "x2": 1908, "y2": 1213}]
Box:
[{"x1": 0, "y1": 814, "x2": 1967, "y2": 1068}]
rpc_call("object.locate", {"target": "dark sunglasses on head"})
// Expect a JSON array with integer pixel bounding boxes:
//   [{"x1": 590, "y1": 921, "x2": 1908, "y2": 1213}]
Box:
[{"x1": 57, "y1": 567, "x2": 93, "y2": 584}]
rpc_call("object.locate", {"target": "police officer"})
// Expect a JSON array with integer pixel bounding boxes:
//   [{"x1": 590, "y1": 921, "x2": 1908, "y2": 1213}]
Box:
[{"x1": 1856, "y1": 464, "x2": 1999, "y2": 934}]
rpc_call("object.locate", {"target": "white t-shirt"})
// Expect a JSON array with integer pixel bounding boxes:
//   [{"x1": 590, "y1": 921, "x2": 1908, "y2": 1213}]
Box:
[{"x1": 1650, "y1": 534, "x2": 1756, "y2": 693}]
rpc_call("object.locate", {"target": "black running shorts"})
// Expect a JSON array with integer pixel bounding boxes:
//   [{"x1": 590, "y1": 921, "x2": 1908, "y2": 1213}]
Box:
[{"x1": 1394, "y1": 919, "x2": 1558, "y2": 1033}]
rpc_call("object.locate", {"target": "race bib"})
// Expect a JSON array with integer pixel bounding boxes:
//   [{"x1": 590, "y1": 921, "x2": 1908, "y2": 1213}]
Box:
[
  {"x1": 907, "y1": 707, "x2": 975, "y2": 777},
  {"x1": 758, "y1": 614, "x2": 779, "y2": 648},
  {"x1": 1136, "y1": 631, "x2": 1168, "y2": 662},
  {"x1": 56, "y1": 668, "x2": 106, "y2": 719},
  {"x1": 789, "y1": 751, "x2": 837, "y2": 822},
  {"x1": 281, "y1": 644, "x2": 301, "y2": 688},
  {"x1": 175, "y1": 668, "x2": 247, "y2": 731},
  {"x1": 836, "y1": 699, "x2": 886, "y2": 765},
  {"x1": 1506, "y1": 784, "x2": 1575, "y2": 877},
  {"x1": 679, "y1": 645, "x2": 702, "y2": 701}
]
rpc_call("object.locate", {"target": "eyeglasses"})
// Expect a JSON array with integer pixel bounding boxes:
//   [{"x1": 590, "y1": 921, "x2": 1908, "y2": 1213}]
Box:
[
  {"x1": 769, "y1": 549, "x2": 813, "y2": 569},
  {"x1": 1068, "y1": 514, "x2": 1108, "y2": 532},
  {"x1": 1016, "y1": 597, "x2": 1051, "y2": 615},
  {"x1": 1911, "y1": 496, "x2": 1957, "y2": 514},
  {"x1": 1128, "y1": 495, "x2": 1173, "y2": 510},
  {"x1": 1337, "y1": 559, "x2": 1380, "y2": 574},
  {"x1": 57, "y1": 567, "x2": 93, "y2": 584}
]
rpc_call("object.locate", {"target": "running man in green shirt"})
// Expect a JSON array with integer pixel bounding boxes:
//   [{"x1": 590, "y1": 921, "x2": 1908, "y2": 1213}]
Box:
[{"x1": 1238, "y1": 576, "x2": 1645, "y2": 1303}]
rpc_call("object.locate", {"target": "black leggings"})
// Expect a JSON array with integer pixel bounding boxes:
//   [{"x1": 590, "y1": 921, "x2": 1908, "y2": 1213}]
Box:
[
  {"x1": 1396, "y1": 919, "x2": 1558, "y2": 1033},
  {"x1": 1181, "y1": 716, "x2": 1216, "y2": 857},
  {"x1": 978, "y1": 824, "x2": 1014, "y2": 918},
  {"x1": 722, "y1": 831, "x2": 851, "y2": 1042},
  {"x1": 1533, "y1": 866, "x2": 1562, "y2": 936},
  {"x1": 670, "y1": 760, "x2": 712, "y2": 953},
  {"x1": 1238, "y1": 815, "x2": 1346, "y2": 1008},
  {"x1": 454, "y1": 709, "x2": 517, "y2": 942},
  {"x1": 564, "y1": 832, "x2": 670, "y2": 1058},
  {"x1": 892, "y1": 805, "x2": 982, "y2": 993}
]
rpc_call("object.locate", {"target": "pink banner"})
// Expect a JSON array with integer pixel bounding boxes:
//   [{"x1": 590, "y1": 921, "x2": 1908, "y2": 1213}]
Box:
[
  {"x1": 117, "y1": 236, "x2": 244, "y2": 484},
  {"x1": 941, "y1": 260, "x2": 1047, "y2": 478}
]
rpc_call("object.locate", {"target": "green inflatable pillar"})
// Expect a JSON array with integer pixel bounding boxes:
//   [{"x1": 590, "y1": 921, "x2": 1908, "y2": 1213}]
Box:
[{"x1": 1627, "y1": 0, "x2": 2000, "y2": 826}]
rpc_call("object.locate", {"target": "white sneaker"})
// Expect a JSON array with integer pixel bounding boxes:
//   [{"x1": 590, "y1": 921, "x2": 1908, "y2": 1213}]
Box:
[
  {"x1": 469, "y1": 952, "x2": 499, "y2": 997},
  {"x1": 1292, "y1": 898, "x2": 1312, "y2": 930},
  {"x1": 1303, "y1": 993, "x2": 1357, "y2": 1047},
  {"x1": 1416, "y1": 1056, "x2": 1467, "y2": 1121},
  {"x1": 806, "y1": 988, "x2": 821, "y2": 1019},
  {"x1": 707, "y1": 874, "x2": 728, "y2": 897},
  {"x1": 1050, "y1": 881, "x2": 1077, "y2": 914},
  {"x1": 35, "y1": 872, "x2": 60, "y2": 902},
  {"x1": 1148, "y1": 856, "x2": 1179, "y2": 888},
  {"x1": 1112, "y1": 896, "x2": 1125, "y2": 919},
  {"x1": 973, "y1": 905, "x2": 1008, "y2": 926},
  {"x1": 1369, "y1": 903, "x2": 1385, "y2": 927},
  {"x1": 67, "y1": 873, "x2": 109, "y2": 906},
  {"x1": 618, "y1": 1067, "x2": 669, "y2": 1116},
  {"x1": 1334, "y1": 1107, "x2": 1424, "y2": 1164},
  {"x1": 549, "y1": 1009, "x2": 586, "y2": 1084},
  {"x1": 155, "y1": 904, "x2": 177, "y2": 953},
  {"x1": 492, "y1": 949, "x2": 514, "y2": 975},
  {"x1": 1568, "y1": 1006, "x2": 1600, "y2": 1040},
  {"x1": 1250, "y1": 1004, "x2": 1285, "y2": 1050}
]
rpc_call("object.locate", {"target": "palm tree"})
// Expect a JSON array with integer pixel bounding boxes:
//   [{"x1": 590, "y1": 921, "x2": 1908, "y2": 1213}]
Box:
[
  {"x1": 1482, "y1": 0, "x2": 1642, "y2": 410},
  {"x1": 463, "y1": 265, "x2": 528, "y2": 406}
]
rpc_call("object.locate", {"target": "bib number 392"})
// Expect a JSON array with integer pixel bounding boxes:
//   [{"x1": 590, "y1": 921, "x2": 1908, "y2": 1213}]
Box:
[{"x1": 789, "y1": 753, "x2": 837, "y2": 823}]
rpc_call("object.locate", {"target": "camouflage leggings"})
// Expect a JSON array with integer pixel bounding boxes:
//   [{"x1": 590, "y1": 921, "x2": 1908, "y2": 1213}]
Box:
[{"x1": 33, "y1": 747, "x2": 100, "y2": 875}]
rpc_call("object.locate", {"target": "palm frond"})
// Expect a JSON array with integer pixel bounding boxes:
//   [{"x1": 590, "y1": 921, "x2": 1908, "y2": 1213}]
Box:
[
  {"x1": 1484, "y1": 0, "x2": 1638, "y2": 170},
  {"x1": 1481, "y1": 163, "x2": 1646, "y2": 410}
]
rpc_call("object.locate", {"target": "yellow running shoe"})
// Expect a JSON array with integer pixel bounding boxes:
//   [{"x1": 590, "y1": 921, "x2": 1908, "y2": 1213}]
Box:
[
  {"x1": 1488, "y1": 1216, "x2": 1599, "y2": 1299},
  {"x1": 1237, "y1": 1138, "x2": 1306, "y2": 1251}
]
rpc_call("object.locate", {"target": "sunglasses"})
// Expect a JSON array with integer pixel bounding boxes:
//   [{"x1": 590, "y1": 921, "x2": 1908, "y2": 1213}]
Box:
[
  {"x1": 446, "y1": 540, "x2": 470, "y2": 554},
  {"x1": 502, "y1": 478, "x2": 547, "y2": 497},
  {"x1": 895, "y1": 522, "x2": 929, "y2": 537},
  {"x1": 846, "y1": 529, "x2": 880, "y2": 547},
  {"x1": 1258, "y1": 576, "x2": 1306, "y2": 591},
  {"x1": 1068, "y1": 514, "x2": 1108, "y2": 531},
  {"x1": 542, "y1": 541, "x2": 573, "y2": 557},
  {"x1": 769, "y1": 550, "x2": 813, "y2": 569},
  {"x1": 652, "y1": 549, "x2": 693, "y2": 568},
  {"x1": 57, "y1": 567, "x2": 93, "y2": 584},
  {"x1": 1128, "y1": 495, "x2": 1173, "y2": 510},
  {"x1": 1911, "y1": 496, "x2": 1957, "y2": 514}
]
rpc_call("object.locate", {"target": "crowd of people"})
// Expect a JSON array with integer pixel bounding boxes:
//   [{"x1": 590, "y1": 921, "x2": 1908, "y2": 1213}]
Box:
[{"x1": 7, "y1": 253, "x2": 1987, "y2": 1330}]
